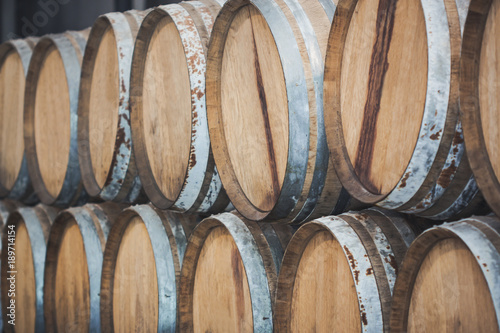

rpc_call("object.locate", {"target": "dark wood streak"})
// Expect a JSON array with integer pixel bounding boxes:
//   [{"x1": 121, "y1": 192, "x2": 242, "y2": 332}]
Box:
[
  {"x1": 248, "y1": 7, "x2": 281, "y2": 203},
  {"x1": 354, "y1": 0, "x2": 398, "y2": 194}
]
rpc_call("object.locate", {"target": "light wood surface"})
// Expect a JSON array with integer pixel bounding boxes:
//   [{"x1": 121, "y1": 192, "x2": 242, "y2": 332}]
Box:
[
  {"x1": 193, "y1": 226, "x2": 253, "y2": 333},
  {"x1": 0, "y1": 51, "x2": 25, "y2": 191},
  {"x1": 112, "y1": 216, "x2": 158, "y2": 333},
  {"x1": 16, "y1": 222, "x2": 36, "y2": 333},
  {"x1": 88, "y1": 27, "x2": 119, "y2": 189},
  {"x1": 142, "y1": 15, "x2": 192, "y2": 201},
  {"x1": 291, "y1": 231, "x2": 360, "y2": 333},
  {"x1": 34, "y1": 45, "x2": 71, "y2": 199},
  {"x1": 55, "y1": 219, "x2": 90, "y2": 333},
  {"x1": 340, "y1": 0, "x2": 428, "y2": 194},
  {"x1": 407, "y1": 238, "x2": 497, "y2": 332},
  {"x1": 479, "y1": 0, "x2": 500, "y2": 180},
  {"x1": 220, "y1": 5, "x2": 288, "y2": 211}
]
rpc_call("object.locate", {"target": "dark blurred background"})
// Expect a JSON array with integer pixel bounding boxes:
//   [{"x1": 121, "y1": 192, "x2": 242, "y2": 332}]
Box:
[{"x1": 0, "y1": 0, "x2": 178, "y2": 42}]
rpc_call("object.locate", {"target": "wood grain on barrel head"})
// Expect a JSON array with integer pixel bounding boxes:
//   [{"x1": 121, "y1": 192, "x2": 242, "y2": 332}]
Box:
[
  {"x1": 34, "y1": 46, "x2": 71, "y2": 199},
  {"x1": 193, "y1": 226, "x2": 253, "y2": 332},
  {"x1": 408, "y1": 238, "x2": 497, "y2": 332},
  {"x1": 291, "y1": 231, "x2": 360, "y2": 333},
  {"x1": 16, "y1": 222, "x2": 36, "y2": 333},
  {"x1": 220, "y1": 5, "x2": 288, "y2": 212},
  {"x1": 341, "y1": 0, "x2": 427, "y2": 195},
  {"x1": 88, "y1": 27, "x2": 119, "y2": 189},
  {"x1": 55, "y1": 219, "x2": 90, "y2": 333},
  {"x1": 142, "y1": 16, "x2": 192, "y2": 201},
  {"x1": 0, "y1": 51, "x2": 25, "y2": 191},
  {"x1": 479, "y1": 0, "x2": 500, "y2": 181},
  {"x1": 112, "y1": 216, "x2": 158, "y2": 333}
]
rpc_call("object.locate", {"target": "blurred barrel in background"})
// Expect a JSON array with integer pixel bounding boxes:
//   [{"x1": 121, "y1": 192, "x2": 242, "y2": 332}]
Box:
[
  {"x1": 24, "y1": 30, "x2": 90, "y2": 207},
  {"x1": 0, "y1": 204, "x2": 59, "y2": 333},
  {"x1": 43, "y1": 203, "x2": 122, "y2": 332},
  {"x1": 78, "y1": 10, "x2": 151, "y2": 204},
  {"x1": 0, "y1": 37, "x2": 38, "y2": 204}
]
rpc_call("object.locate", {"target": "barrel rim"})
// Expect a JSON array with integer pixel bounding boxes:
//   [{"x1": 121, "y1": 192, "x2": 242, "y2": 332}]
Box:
[
  {"x1": 43, "y1": 206, "x2": 109, "y2": 332},
  {"x1": 460, "y1": 0, "x2": 500, "y2": 216},
  {"x1": 0, "y1": 205, "x2": 54, "y2": 331},
  {"x1": 324, "y1": 0, "x2": 460, "y2": 207},
  {"x1": 207, "y1": 0, "x2": 315, "y2": 221},
  {"x1": 131, "y1": 4, "x2": 225, "y2": 212},
  {"x1": 100, "y1": 204, "x2": 180, "y2": 332},
  {"x1": 78, "y1": 12, "x2": 141, "y2": 202},
  {"x1": 178, "y1": 212, "x2": 274, "y2": 332},
  {"x1": 24, "y1": 33, "x2": 86, "y2": 207},
  {"x1": 389, "y1": 217, "x2": 500, "y2": 331},
  {"x1": 274, "y1": 215, "x2": 384, "y2": 332}
]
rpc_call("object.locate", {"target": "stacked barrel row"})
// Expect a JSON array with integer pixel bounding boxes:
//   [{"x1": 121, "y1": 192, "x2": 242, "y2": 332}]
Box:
[
  {"x1": 0, "y1": 202, "x2": 499, "y2": 332},
  {"x1": 0, "y1": 0, "x2": 496, "y2": 224}
]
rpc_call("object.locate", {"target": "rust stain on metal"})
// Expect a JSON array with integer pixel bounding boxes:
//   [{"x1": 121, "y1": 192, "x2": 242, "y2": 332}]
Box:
[
  {"x1": 354, "y1": 270, "x2": 360, "y2": 285},
  {"x1": 366, "y1": 267, "x2": 373, "y2": 276},
  {"x1": 361, "y1": 312, "x2": 368, "y2": 325},
  {"x1": 436, "y1": 160, "x2": 457, "y2": 189},
  {"x1": 384, "y1": 254, "x2": 398, "y2": 275},
  {"x1": 399, "y1": 172, "x2": 411, "y2": 188},
  {"x1": 430, "y1": 129, "x2": 442, "y2": 140},
  {"x1": 343, "y1": 245, "x2": 357, "y2": 270}
]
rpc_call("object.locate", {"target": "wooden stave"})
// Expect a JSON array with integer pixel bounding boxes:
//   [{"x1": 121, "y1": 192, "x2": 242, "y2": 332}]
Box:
[
  {"x1": 275, "y1": 209, "x2": 419, "y2": 332},
  {"x1": 100, "y1": 204, "x2": 198, "y2": 332},
  {"x1": 178, "y1": 212, "x2": 293, "y2": 332},
  {"x1": 324, "y1": 0, "x2": 462, "y2": 210},
  {"x1": 24, "y1": 31, "x2": 89, "y2": 207},
  {"x1": 43, "y1": 203, "x2": 122, "y2": 333},
  {"x1": 0, "y1": 204, "x2": 59, "y2": 333},
  {"x1": 78, "y1": 11, "x2": 151, "y2": 204},
  {"x1": 0, "y1": 38, "x2": 39, "y2": 204},
  {"x1": 130, "y1": 1, "x2": 230, "y2": 214},
  {"x1": 460, "y1": 0, "x2": 500, "y2": 216},
  {"x1": 206, "y1": 0, "x2": 349, "y2": 223},
  {"x1": 389, "y1": 216, "x2": 500, "y2": 332}
]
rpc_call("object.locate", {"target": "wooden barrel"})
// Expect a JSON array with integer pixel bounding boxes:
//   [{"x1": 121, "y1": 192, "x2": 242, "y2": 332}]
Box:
[
  {"x1": 43, "y1": 203, "x2": 122, "y2": 333},
  {"x1": 78, "y1": 11, "x2": 151, "y2": 204},
  {"x1": 206, "y1": 0, "x2": 358, "y2": 222},
  {"x1": 0, "y1": 38, "x2": 38, "y2": 204},
  {"x1": 0, "y1": 204, "x2": 59, "y2": 333},
  {"x1": 390, "y1": 216, "x2": 500, "y2": 332},
  {"x1": 324, "y1": 0, "x2": 470, "y2": 215},
  {"x1": 130, "y1": 0, "x2": 231, "y2": 214},
  {"x1": 100, "y1": 205, "x2": 199, "y2": 332},
  {"x1": 461, "y1": 0, "x2": 500, "y2": 217},
  {"x1": 24, "y1": 30, "x2": 90, "y2": 207},
  {"x1": 275, "y1": 208, "x2": 421, "y2": 332},
  {"x1": 179, "y1": 212, "x2": 294, "y2": 332}
]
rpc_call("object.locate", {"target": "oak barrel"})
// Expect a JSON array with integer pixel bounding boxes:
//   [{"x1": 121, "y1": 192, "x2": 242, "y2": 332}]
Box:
[
  {"x1": 461, "y1": 0, "x2": 500, "y2": 217},
  {"x1": 0, "y1": 38, "x2": 38, "y2": 203},
  {"x1": 24, "y1": 30, "x2": 90, "y2": 207},
  {"x1": 78, "y1": 10, "x2": 151, "y2": 204},
  {"x1": 100, "y1": 205, "x2": 199, "y2": 332},
  {"x1": 179, "y1": 212, "x2": 294, "y2": 332},
  {"x1": 43, "y1": 203, "x2": 123, "y2": 333},
  {"x1": 324, "y1": 0, "x2": 474, "y2": 217},
  {"x1": 0, "y1": 204, "x2": 59, "y2": 333},
  {"x1": 390, "y1": 216, "x2": 500, "y2": 332},
  {"x1": 206, "y1": 0, "x2": 358, "y2": 222},
  {"x1": 131, "y1": 0, "x2": 231, "y2": 214},
  {"x1": 275, "y1": 208, "x2": 420, "y2": 332}
]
